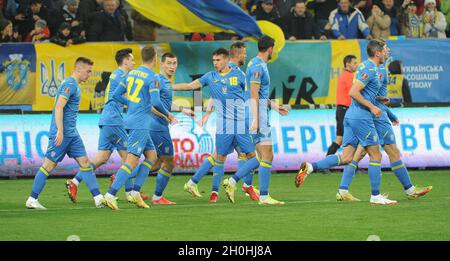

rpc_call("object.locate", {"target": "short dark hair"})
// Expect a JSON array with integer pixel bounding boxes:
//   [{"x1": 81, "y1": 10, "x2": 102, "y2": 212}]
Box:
[
  {"x1": 115, "y1": 48, "x2": 133, "y2": 65},
  {"x1": 141, "y1": 46, "x2": 156, "y2": 63},
  {"x1": 161, "y1": 52, "x2": 177, "y2": 63},
  {"x1": 75, "y1": 57, "x2": 94, "y2": 66},
  {"x1": 212, "y1": 47, "x2": 229, "y2": 57},
  {"x1": 258, "y1": 35, "x2": 275, "y2": 52},
  {"x1": 295, "y1": 0, "x2": 306, "y2": 5},
  {"x1": 367, "y1": 39, "x2": 385, "y2": 57},
  {"x1": 388, "y1": 60, "x2": 402, "y2": 74},
  {"x1": 343, "y1": 54, "x2": 357, "y2": 67},
  {"x1": 230, "y1": 41, "x2": 245, "y2": 57}
]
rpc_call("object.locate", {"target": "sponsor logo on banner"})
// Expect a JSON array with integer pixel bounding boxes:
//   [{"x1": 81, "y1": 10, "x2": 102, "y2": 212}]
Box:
[
  {"x1": 4, "y1": 54, "x2": 30, "y2": 90},
  {"x1": 40, "y1": 59, "x2": 66, "y2": 97}
]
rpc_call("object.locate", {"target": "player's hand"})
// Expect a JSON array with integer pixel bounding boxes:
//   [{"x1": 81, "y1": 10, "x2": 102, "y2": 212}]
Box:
[
  {"x1": 392, "y1": 119, "x2": 400, "y2": 126},
  {"x1": 199, "y1": 113, "x2": 210, "y2": 127},
  {"x1": 370, "y1": 106, "x2": 382, "y2": 118},
  {"x1": 55, "y1": 130, "x2": 63, "y2": 146},
  {"x1": 33, "y1": 15, "x2": 40, "y2": 21},
  {"x1": 182, "y1": 108, "x2": 195, "y2": 118},
  {"x1": 277, "y1": 105, "x2": 289, "y2": 116},
  {"x1": 168, "y1": 113, "x2": 178, "y2": 125},
  {"x1": 250, "y1": 119, "x2": 259, "y2": 132},
  {"x1": 15, "y1": 14, "x2": 25, "y2": 20}
]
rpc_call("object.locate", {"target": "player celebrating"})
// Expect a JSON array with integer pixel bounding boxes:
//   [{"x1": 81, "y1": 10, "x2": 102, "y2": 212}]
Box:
[
  {"x1": 173, "y1": 48, "x2": 259, "y2": 203},
  {"x1": 147, "y1": 52, "x2": 196, "y2": 205},
  {"x1": 26, "y1": 57, "x2": 104, "y2": 209},
  {"x1": 103, "y1": 46, "x2": 175, "y2": 210},
  {"x1": 66, "y1": 48, "x2": 149, "y2": 203},
  {"x1": 183, "y1": 42, "x2": 260, "y2": 203},
  {"x1": 336, "y1": 42, "x2": 432, "y2": 201},
  {"x1": 296, "y1": 39, "x2": 398, "y2": 205},
  {"x1": 223, "y1": 35, "x2": 288, "y2": 205}
]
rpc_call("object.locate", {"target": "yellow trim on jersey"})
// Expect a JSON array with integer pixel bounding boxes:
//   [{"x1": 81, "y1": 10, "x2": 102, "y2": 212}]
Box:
[
  {"x1": 60, "y1": 95, "x2": 69, "y2": 100},
  {"x1": 142, "y1": 160, "x2": 153, "y2": 169},
  {"x1": 120, "y1": 165, "x2": 132, "y2": 174},
  {"x1": 40, "y1": 167, "x2": 49, "y2": 176},
  {"x1": 365, "y1": 131, "x2": 372, "y2": 139},
  {"x1": 250, "y1": 80, "x2": 261, "y2": 84},
  {"x1": 149, "y1": 89, "x2": 159, "y2": 93},
  {"x1": 219, "y1": 67, "x2": 232, "y2": 77},
  {"x1": 159, "y1": 168, "x2": 171, "y2": 177},
  {"x1": 369, "y1": 162, "x2": 381, "y2": 167},
  {"x1": 354, "y1": 79, "x2": 366, "y2": 88},
  {"x1": 391, "y1": 164, "x2": 404, "y2": 171},
  {"x1": 383, "y1": 131, "x2": 389, "y2": 138}
]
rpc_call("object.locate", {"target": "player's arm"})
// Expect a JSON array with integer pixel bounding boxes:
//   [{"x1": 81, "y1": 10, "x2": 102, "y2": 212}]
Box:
[
  {"x1": 269, "y1": 99, "x2": 289, "y2": 116},
  {"x1": 199, "y1": 98, "x2": 214, "y2": 126},
  {"x1": 385, "y1": 107, "x2": 399, "y2": 125},
  {"x1": 151, "y1": 107, "x2": 170, "y2": 123},
  {"x1": 54, "y1": 90, "x2": 70, "y2": 146},
  {"x1": 171, "y1": 103, "x2": 196, "y2": 118},
  {"x1": 172, "y1": 79, "x2": 202, "y2": 91},
  {"x1": 349, "y1": 80, "x2": 382, "y2": 117},
  {"x1": 112, "y1": 81, "x2": 127, "y2": 105},
  {"x1": 250, "y1": 82, "x2": 260, "y2": 131}
]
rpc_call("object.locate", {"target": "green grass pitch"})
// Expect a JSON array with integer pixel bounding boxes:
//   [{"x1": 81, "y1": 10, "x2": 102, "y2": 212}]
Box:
[{"x1": 0, "y1": 170, "x2": 449, "y2": 240}]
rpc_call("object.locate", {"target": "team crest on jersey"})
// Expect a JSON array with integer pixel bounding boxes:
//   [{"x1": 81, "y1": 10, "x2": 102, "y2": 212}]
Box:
[
  {"x1": 40, "y1": 59, "x2": 66, "y2": 97},
  {"x1": 254, "y1": 71, "x2": 260, "y2": 79},
  {"x1": 4, "y1": 54, "x2": 30, "y2": 90},
  {"x1": 154, "y1": 80, "x2": 160, "y2": 89},
  {"x1": 222, "y1": 86, "x2": 227, "y2": 94},
  {"x1": 64, "y1": 87, "x2": 71, "y2": 94},
  {"x1": 164, "y1": 147, "x2": 170, "y2": 154},
  {"x1": 361, "y1": 73, "x2": 368, "y2": 80},
  {"x1": 378, "y1": 73, "x2": 383, "y2": 80}
]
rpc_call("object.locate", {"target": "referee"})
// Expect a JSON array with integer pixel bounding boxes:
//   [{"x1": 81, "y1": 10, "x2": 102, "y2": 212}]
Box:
[{"x1": 326, "y1": 54, "x2": 358, "y2": 156}]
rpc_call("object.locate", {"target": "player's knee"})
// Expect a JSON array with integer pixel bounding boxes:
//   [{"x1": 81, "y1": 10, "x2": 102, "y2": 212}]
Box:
[
  {"x1": 340, "y1": 154, "x2": 353, "y2": 165},
  {"x1": 42, "y1": 160, "x2": 56, "y2": 172},
  {"x1": 246, "y1": 151, "x2": 256, "y2": 159},
  {"x1": 162, "y1": 159, "x2": 174, "y2": 171},
  {"x1": 367, "y1": 149, "x2": 382, "y2": 162}
]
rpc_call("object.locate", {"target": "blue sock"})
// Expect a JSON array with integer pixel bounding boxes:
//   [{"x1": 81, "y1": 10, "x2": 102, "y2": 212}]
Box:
[
  {"x1": 314, "y1": 154, "x2": 341, "y2": 172},
  {"x1": 339, "y1": 160, "x2": 358, "y2": 190},
  {"x1": 133, "y1": 160, "x2": 153, "y2": 192},
  {"x1": 191, "y1": 156, "x2": 214, "y2": 184},
  {"x1": 125, "y1": 178, "x2": 134, "y2": 192},
  {"x1": 238, "y1": 157, "x2": 247, "y2": 169},
  {"x1": 74, "y1": 162, "x2": 95, "y2": 183},
  {"x1": 243, "y1": 171, "x2": 254, "y2": 186},
  {"x1": 232, "y1": 157, "x2": 259, "y2": 182},
  {"x1": 30, "y1": 167, "x2": 50, "y2": 199},
  {"x1": 258, "y1": 161, "x2": 272, "y2": 196},
  {"x1": 391, "y1": 160, "x2": 413, "y2": 190},
  {"x1": 79, "y1": 166, "x2": 100, "y2": 197},
  {"x1": 368, "y1": 161, "x2": 382, "y2": 196},
  {"x1": 154, "y1": 168, "x2": 171, "y2": 197},
  {"x1": 211, "y1": 160, "x2": 225, "y2": 192},
  {"x1": 108, "y1": 164, "x2": 133, "y2": 196}
]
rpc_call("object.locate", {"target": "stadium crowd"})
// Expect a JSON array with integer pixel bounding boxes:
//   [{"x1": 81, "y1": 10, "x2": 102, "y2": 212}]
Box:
[{"x1": 0, "y1": 0, "x2": 449, "y2": 44}]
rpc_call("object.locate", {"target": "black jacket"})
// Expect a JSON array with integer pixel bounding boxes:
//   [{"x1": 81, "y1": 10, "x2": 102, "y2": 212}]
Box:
[
  {"x1": 50, "y1": 30, "x2": 86, "y2": 46},
  {"x1": 86, "y1": 9, "x2": 132, "y2": 42},
  {"x1": 285, "y1": 11, "x2": 321, "y2": 39}
]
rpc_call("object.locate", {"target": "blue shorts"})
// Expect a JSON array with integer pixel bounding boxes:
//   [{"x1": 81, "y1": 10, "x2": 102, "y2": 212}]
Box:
[
  {"x1": 342, "y1": 118, "x2": 379, "y2": 148},
  {"x1": 126, "y1": 129, "x2": 155, "y2": 157},
  {"x1": 98, "y1": 125, "x2": 128, "y2": 151},
  {"x1": 252, "y1": 130, "x2": 272, "y2": 145},
  {"x1": 216, "y1": 134, "x2": 255, "y2": 156},
  {"x1": 374, "y1": 118, "x2": 396, "y2": 146},
  {"x1": 45, "y1": 134, "x2": 87, "y2": 163},
  {"x1": 149, "y1": 129, "x2": 173, "y2": 156}
]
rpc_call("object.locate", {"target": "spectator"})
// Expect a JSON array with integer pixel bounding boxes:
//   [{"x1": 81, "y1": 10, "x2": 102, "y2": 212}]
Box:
[
  {"x1": 277, "y1": 0, "x2": 296, "y2": 18},
  {"x1": 15, "y1": 0, "x2": 50, "y2": 38},
  {"x1": 306, "y1": 0, "x2": 337, "y2": 34},
  {"x1": 400, "y1": 0, "x2": 422, "y2": 37},
  {"x1": 367, "y1": 3, "x2": 392, "y2": 38},
  {"x1": 50, "y1": 21, "x2": 85, "y2": 46},
  {"x1": 412, "y1": 0, "x2": 440, "y2": 15},
  {"x1": 190, "y1": 32, "x2": 214, "y2": 41},
  {"x1": 388, "y1": 60, "x2": 412, "y2": 103},
  {"x1": 77, "y1": 0, "x2": 103, "y2": 29},
  {"x1": 326, "y1": 54, "x2": 358, "y2": 156},
  {"x1": 253, "y1": 0, "x2": 282, "y2": 26},
  {"x1": 86, "y1": 0, "x2": 132, "y2": 41},
  {"x1": 131, "y1": 9, "x2": 158, "y2": 41},
  {"x1": 422, "y1": 0, "x2": 447, "y2": 38},
  {"x1": 24, "y1": 18, "x2": 50, "y2": 42},
  {"x1": 285, "y1": 0, "x2": 327, "y2": 40},
  {"x1": 441, "y1": 0, "x2": 450, "y2": 36},
  {"x1": 329, "y1": 0, "x2": 372, "y2": 39},
  {"x1": 0, "y1": 19, "x2": 21, "y2": 42},
  {"x1": 383, "y1": 0, "x2": 402, "y2": 35},
  {"x1": 55, "y1": 0, "x2": 84, "y2": 37}
]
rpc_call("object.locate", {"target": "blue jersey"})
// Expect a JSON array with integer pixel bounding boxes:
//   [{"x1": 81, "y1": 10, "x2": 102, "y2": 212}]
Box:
[
  {"x1": 49, "y1": 76, "x2": 80, "y2": 138},
  {"x1": 374, "y1": 64, "x2": 398, "y2": 122},
  {"x1": 246, "y1": 56, "x2": 270, "y2": 124},
  {"x1": 114, "y1": 65, "x2": 159, "y2": 130},
  {"x1": 149, "y1": 73, "x2": 173, "y2": 131},
  {"x1": 199, "y1": 67, "x2": 247, "y2": 132},
  {"x1": 229, "y1": 61, "x2": 250, "y2": 121},
  {"x1": 346, "y1": 59, "x2": 382, "y2": 120},
  {"x1": 98, "y1": 68, "x2": 127, "y2": 126}
]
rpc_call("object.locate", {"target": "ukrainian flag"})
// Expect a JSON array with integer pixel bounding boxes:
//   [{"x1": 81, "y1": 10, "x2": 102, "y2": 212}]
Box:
[{"x1": 126, "y1": 0, "x2": 285, "y2": 59}]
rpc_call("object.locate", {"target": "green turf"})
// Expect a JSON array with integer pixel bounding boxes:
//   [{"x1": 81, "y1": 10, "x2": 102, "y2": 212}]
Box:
[{"x1": 0, "y1": 170, "x2": 449, "y2": 241}]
